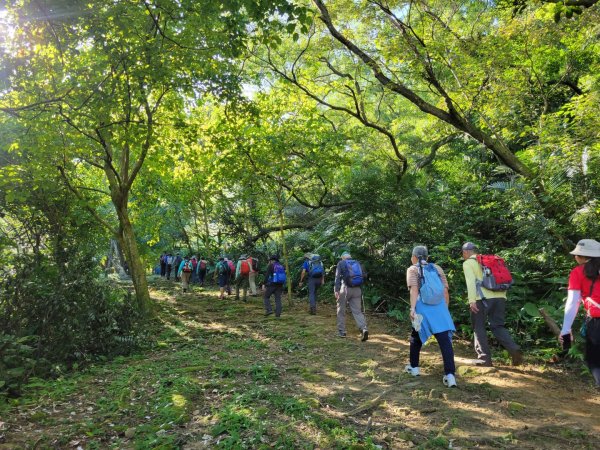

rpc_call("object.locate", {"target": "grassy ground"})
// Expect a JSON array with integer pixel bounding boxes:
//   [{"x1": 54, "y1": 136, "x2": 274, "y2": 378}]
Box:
[{"x1": 1, "y1": 280, "x2": 599, "y2": 449}]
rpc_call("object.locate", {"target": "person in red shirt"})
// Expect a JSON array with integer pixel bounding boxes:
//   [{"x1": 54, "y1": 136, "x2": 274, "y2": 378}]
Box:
[{"x1": 560, "y1": 239, "x2": 600, "y2": 388}]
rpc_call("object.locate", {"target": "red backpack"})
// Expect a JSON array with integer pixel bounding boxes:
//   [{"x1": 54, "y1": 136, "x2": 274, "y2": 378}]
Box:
[
  {"x1": 476, "y1": 254, "x2": 513, "y2": 291},
  {"x1": 240, "y1": 259, "x2": 250, "y2": 276}
]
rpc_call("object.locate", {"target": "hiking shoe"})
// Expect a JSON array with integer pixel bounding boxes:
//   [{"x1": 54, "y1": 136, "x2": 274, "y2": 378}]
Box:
[
  {"x1": 338, "y1": 331, "x2": 347, "y2": 338},
  {"x1": 264, "y1": 311, "x2": 273, "y2": 317},
  {"x1": 309, "y1": 307, "x2": 316, "y2": 315},
  {"x1": 511, "y1": 350, "x2": 523, "y2": 366},
  {"x1": 361, "y1": 329, "x2": 369, "y2": 342},
  {"x1": 404, "y1": 364, "x2": 420, "y2": 376},
  {"x1": 443, "y1": 374, "x2": 457, "y2": 388}
]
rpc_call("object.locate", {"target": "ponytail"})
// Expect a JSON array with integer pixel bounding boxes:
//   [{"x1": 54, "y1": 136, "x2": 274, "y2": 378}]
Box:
[{"x1": 584, "y1": 257, "x2": 600, "y2": 280}]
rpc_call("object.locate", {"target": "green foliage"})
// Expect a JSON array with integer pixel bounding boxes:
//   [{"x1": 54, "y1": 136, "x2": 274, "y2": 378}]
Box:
[
  {"x1": 0, "y1": 253, "x2": 143, "y2": 394},
  {"x1": 0, "y1": 334, "x2": 37, "y2": 397}
]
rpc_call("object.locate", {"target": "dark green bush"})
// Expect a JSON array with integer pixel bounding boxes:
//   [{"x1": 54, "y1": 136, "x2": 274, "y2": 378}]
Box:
[{"x1": 0, "y1": 252, "x2": 142, "y2": 395}]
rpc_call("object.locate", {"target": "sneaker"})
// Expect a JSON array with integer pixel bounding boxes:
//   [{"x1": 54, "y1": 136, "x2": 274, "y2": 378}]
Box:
[
  {"x1": 443, "y1": 374, "x2": 457, "y2": 388},
  {"x1": 404, "y1": 364, "x2": 420, "y2": 376},
  {"x1": 361, "y1": 329, "x2": 369, "y2": 342},
  {"x1": 264, "y1": 311, "x2": 273, "y2": 317},
  {"x1": 338, "y1": 331, "x2": 347, "y2": 338}
]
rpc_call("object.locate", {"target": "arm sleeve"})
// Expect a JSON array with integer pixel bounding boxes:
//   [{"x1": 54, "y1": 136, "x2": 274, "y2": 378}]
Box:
[
  {"x1": 334, "y1": 261, "x2": 342, "y2": 293},
  {"x1": 463, "y1": 260, "x2": 478, "y2": 303},
  {"x1": 561, "y1": 290, "x2": 582, "y2": 335}
]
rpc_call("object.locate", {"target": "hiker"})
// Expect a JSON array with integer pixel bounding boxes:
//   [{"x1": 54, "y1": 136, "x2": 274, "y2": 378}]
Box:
[
  {"x1": 262, "y1": 254, "x2": 286, "y2": 317},
  {"x1": 235, "y1": 254, "x2": 252, "y2": 302},
  {"x1": 404, "y1": 246, "x2": 457, "y2": 388},
  {"x1": 173, "y1": 253, "x2": 183, "y2": 282},
  {"x1": 190, "y1": 255, "x2": 198, "y2": 283},
  {"x1": 166, "y1": 253, "x2": 174, "y2": 280},
  {"x1": 214, "y1": 257, "x2": 231, "y2": 299},
  {"x1": 177, "y1": 255, "x2": 194, "y2": 293},
  {"x1": 461, "y1": 242, "x2": 523, "y2": 366},
  {"x1": 334, "y1": 251, "x2": 368, "y2": 341},
  {"x1": 160, "y1": 252, "x2": 167, "y2": 277},
  {"x1": 247, "y1": 253, "x2": 259, "y2": 296},
  {"x1": 197, "y1": 256, "x2": 208, "y2": 286},
  {"x1": 299, "y1": 253, "x2": 325, "y2": 315},
  {"x1": 560, "y1": 239, "x2": 600, "y2": 388},
  {"x1": 225, "y1": 257, "x2": 235, "y2": 295}
]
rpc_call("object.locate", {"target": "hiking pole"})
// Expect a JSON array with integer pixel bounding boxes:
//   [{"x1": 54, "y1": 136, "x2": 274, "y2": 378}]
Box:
[{"x1": 361, "y1": 291, "x2": 365, "y2": 314}]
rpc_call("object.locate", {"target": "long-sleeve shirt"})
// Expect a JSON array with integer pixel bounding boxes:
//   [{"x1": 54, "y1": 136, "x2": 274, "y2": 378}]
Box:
[{"x1": 462, "y1": 256, "x2": 507, "y2": 303}]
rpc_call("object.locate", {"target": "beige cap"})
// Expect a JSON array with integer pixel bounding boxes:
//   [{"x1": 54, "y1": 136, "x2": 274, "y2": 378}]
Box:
[{"x1": 569, "y1": 239, "x2": 600, "y2": 257}]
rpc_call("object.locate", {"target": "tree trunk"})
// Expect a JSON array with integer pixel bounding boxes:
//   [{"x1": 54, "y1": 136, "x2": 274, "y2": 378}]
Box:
[
  {"x1": 277, "y1": 192, "x2": 293, "y2": 306},
  {"x1": 115, "y1": 203, "x2": 153, "y2": 316}
]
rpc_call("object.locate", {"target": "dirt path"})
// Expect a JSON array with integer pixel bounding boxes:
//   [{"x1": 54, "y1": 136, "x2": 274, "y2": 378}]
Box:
[{"x1": 1, "y1": 282, "x2": 599, "y2": 449}]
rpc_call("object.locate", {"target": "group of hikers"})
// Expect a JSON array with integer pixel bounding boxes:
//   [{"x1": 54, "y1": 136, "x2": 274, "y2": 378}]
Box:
[
  {"x1": 158, "y1": 253, "x2": 209, "y2": 291},
  {"x1": 156, "y1": 238, "x2": 600, "y2": 389}
]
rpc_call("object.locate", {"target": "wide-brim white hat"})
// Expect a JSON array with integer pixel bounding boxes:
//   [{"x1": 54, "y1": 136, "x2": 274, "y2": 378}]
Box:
[{"x1": 569, "y1": 239, "x2": 600, "y2": 257}]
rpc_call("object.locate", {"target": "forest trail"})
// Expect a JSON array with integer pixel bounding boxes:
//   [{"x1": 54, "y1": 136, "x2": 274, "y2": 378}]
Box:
[{"x1": 1, "y1": 280, "x2": 599, "y2": 449}]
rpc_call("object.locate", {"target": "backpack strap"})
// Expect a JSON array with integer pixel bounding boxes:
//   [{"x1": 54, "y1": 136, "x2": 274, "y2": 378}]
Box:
[
  {"x1": 470, "y1": 255, "x2": 486, "y2": 300},
  {"x1": 585, "y1": 278, "x2": 600, "y2": 315}
]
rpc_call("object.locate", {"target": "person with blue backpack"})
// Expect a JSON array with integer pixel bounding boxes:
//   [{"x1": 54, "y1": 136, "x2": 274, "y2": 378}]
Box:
[
  {"x1": 214, "y1": 257, "x2": 231, "y2": 300},
  {"x1": 404, "y1": 245, "x2": 457, "y2": 387},
  {"x1": 299, "y1": 253, "x2": 325, "y2": 315},
  {"x1": 262, "y1": 254, "x2": 286, "y2": 317},
  {"x1": 334, "y1": 251, "x2": 368, "y2": 341}
]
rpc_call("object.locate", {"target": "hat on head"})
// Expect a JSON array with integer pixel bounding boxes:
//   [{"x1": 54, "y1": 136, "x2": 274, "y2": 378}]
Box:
[
  {"x1": 340, "y1": 251, "x2": 351, "y2": 259},
  {"x1": 462, "y1": 242, "x2": 478, "y2": 251},
  {"x1": 269, "y1": 254, "x2": 279, "y2": 261},
  {"x1": 412, "y1": 245, "x2": 428, "y2": 258},
  {"x1": 304, "y1": 253, "x2": 312, "y2": 259},
  {"x1": 239, "y1": 254, "x2": 247, "y2": 259},
  {"x1": 569, "y1": 239, "x2": 600, "y2": 258}
]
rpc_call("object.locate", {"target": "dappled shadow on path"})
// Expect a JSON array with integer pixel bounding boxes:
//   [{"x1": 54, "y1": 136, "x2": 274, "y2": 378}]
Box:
[
  {"x1": 2, "y1": 279, "x2": 597, "y2": 449},
  {"x1": 155, "y1": 281, "x2": 599, "y2": 449}
]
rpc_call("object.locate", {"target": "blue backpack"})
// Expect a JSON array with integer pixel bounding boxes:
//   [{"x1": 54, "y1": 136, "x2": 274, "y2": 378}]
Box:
[
  {"x1": 308, "y1": 255, "x2": 324, "y2": 278},
  {"x1": 343, "y1": 259, "x2": 363, "y2": 287},
  {"x1": 271, "y1": 261, "x2": 287, "y2": 284},
  {"x1": 418, "y1": 263, "x2": 445, "y2": 305}
]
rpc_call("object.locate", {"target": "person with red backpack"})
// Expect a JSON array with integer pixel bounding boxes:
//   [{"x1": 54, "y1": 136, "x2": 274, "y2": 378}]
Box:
[
  {"x1": 462, "y1": 242, "x2": 522, "y2": 367},
  {"x1": 177, "y1": 255, "x2": 194, "y2": 293},
  {"x1": 559, "y1": 239, "x2": 600, "y2": 388},
  {"x1": 197, "y1": 256, "x2": 208, "y2": 286},
  {"x1": 235, "y1": 254, "x2": 252, "y2": 302}
]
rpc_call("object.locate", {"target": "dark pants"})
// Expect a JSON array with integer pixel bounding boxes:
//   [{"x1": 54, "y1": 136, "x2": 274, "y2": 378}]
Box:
[
  {"x1": 264, "y1": 284, "x2": 283, "y2": 316},
  {"x1": 308, "y1": 277, "x2": 322, "y2": 309},
  {"x1": 166, "y1": 264, "x2": 172, "y2": 280},
  {"x1": 160, "y1": 262, "x2": 166, "y2": 277},
  {"x1": 409, "y1": 329, "x2": 456, "y2": 375},
  {"x1": 470, "y1": 298, "x2": 519, "y2": 364},
  {"x1": 585, "y1": 317, "x2": 600, "y2": 386},
  {"x1": 198, "y1": 269, "x2": 207, "y2": 285},
  {"x1": 235, "y1": 275, "x2": 249, "y2": 301}
]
